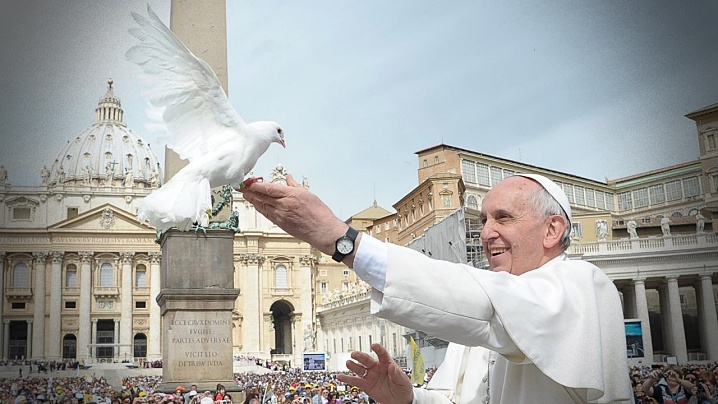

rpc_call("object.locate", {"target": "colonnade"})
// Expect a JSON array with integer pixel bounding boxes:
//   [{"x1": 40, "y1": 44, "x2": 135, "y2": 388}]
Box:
[{"x1": 621, "y1": 274, "x2": 718, "y2": 363}]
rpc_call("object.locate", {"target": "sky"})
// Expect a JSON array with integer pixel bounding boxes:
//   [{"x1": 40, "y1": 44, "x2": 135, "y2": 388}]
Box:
[{"x1": 1, "y1": 1, "x2": 717, "y2": 220}]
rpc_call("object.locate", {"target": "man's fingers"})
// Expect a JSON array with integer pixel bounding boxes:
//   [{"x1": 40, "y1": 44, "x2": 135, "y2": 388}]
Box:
[
  {"x1": 345, "y1": 359, "x2": 368, "y2": 376},
  {"x1": 371, "y1": 343, "x2": 392, "y2": 363},
  {"x1": 286, "y1": 173, "x2": 301, "y2": 187},
  {"x1": 336, "y1": 374, "x2": 368, "y2": 390}
]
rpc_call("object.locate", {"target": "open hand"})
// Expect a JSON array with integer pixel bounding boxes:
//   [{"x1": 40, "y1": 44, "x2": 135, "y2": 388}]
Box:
[{"x1": 337, "y1": 343, "x2": 413, "y2": 404}]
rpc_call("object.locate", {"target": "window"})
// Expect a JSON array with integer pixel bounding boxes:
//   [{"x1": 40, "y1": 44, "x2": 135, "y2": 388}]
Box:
[
  {"x1": 467, "y1": 195, "x2": 479, "y2": 211},
  {"x1": 135, "y1": 264, "x2": 147, "y2": 287},
  {"x1": 13, "y1": 208, "x2": 31, "y2": 220},
  {"x1": 617, "y1": 191, "x2": 632, "y2": 211},
  {"x1": 461, "y1": 160, "x2": 476, "y2": 183},
  {"x1": 571, "y1": 223, "x2": 582, "y2": 238},
  {"x1": 706, "y1": 132, "x2": 717, "y2": 151},
  {"x1": 585, "y1": 189, "x2": 596, "y2": 208},
  {"x1": 385, "y1": 222, "x2": 390, "y2": 231},
  {"x1": 503, "y1": 169, "x2": 515, "y2": 179},
  {"x1": 359, "y1": 336, "x2": 362, "y2": 352},
  {"x1": 342, "y1": 269, "x2": 350, "y2": 277},
  {"x1": 13, "y1": 263, "x2": 29, "y2": 287},
  {"x1": 275, "y1": 264, "x2": 288, "y2": 289},
  {"x1": 375, "y1": 225, "x2": 381, "y2": 234},
  {"x1": 574, "y1": 186, "x2": 585, "y2": 206},
  {"x1": 422, "y1": 159, "x2": 428, "y2": 168},
  {"x1": 134, "y1": 334, "x2": 148, "y2": 358},
  {"x1": 135, "y1": 301, "x2": 147, "y2": 309},
  {"x1": 99, "y1": 262, "x2": 114, "y2": 287},
  {"x1": 605, "y1": 193, "x2": 615, "y2": 211},
  {"x1": 595, "y1": 191, "x2": 605, "y2": 210},
  {"x1": 490, "y1": 167, "x2": 502, "y2": 186},
  {"x1": 434, "y1": 156, "x2": 439, "y2": 164},
  {"x1": 67, "y1": 207, "x2": 79, "y2": 219},
  {"x1": 682, "y1": 176, "x2": 701, "y2": 198},
  {"x1": 563, "y1": 184, "x2": 575, "y2": 204},
  {"x1": 649, "y1": 184, "x2": 665, "y2": 204},
  {"x1": 64, "y1": 301, "x2": 76, "y2": 309},
  {"x1": 65, "y1": 264, "x2": 77, "y2": 288},
  {"x1": 680, "y1": 294, "x2": 687, "y2": 305},
  {"x1": 633, "y1": 188, "x2": 649, "y2": 208},
  {"x1": 320, "y1": 282, "x2": 327, "y2": 294},
  {"x1": 665, "y1": 180, "x2": 682, "y2": 201},
  {"x1": 11, "y1": 302, "x2": 25, "y2": 309},
  {"x1": 477, "y1": 163, "x2": 490, "y2": 186},
  {"x1": 63, "y1": 335, "x2": 77, "y2": 359}
]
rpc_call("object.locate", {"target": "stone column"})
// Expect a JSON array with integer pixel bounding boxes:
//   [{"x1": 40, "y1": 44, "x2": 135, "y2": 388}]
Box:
[
  {"x1": 698, "y1": 275, "x2": 718, "y2": 361},
  {"x1": 26, "y1": 320, "x2": 32, "y2": 359},
  {"x1": 298, "y1": 255, "x2": 316, "y2": 364},
  {"x1": 0, "y1": 251, "x2": 5, "y2": 358},
  {"x1": 32, "y1": 252, "x2": 47, "y2": 359},
  {"x1": 47, "y1": 252, "x2": 64, "y2": 360},
  {"x1": 622, "y1": 283, "x2": 637, "y2": 318},
  {"x1": 114, "y1": 319, "x2": 119, "y2": 360},
  {"x1": 148, "y1": 252, "x2": 162, "y2": 360},
  {"x1": 78, "y1": 252, "x2": 93, "y2": 363},
  {"x1": 119, "y1": 252, "x2": 134, "y2": 359},
  {"x1": 665, "y1": 276, "x2": 688, "y2": 363},
  {"x1": 240, "y1": 252, "x2": 264, "y2": 355},
  {"x1": 2, "y1": 320, "x2": 9, "y2": 360},
  {"x1": 633, "y1": 279, "x2": 654, "y2": 361},
  {"x1": 92, "y1": 319, "x2": 98, "y2": 363}
]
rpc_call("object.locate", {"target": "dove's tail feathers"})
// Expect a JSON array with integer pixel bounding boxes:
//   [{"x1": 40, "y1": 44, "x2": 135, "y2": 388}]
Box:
[{"x1": 137, "y1": 177, "x2": 212, "y2": 232}]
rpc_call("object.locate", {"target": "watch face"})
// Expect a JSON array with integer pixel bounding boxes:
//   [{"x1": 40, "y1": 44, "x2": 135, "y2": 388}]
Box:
[{"x1": 337, "y1": 237, "x2": 353, "y2": 254}]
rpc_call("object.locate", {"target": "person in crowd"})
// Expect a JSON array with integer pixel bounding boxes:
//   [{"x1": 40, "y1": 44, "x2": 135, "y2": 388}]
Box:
[
  {"x1": 643, "y1": 365, "x2": 694, "y2": 404},
  {"x1": 241, "y1": 173, "x2": 631, "y2": 403}
]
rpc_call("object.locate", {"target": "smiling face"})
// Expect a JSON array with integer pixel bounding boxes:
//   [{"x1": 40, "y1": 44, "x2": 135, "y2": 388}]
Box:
[{"x1": 480, "y1": 176, "x2": 566, "y2": 275}]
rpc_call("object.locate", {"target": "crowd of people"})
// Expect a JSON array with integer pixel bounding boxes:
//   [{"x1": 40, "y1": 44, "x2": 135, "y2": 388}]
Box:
[
  {"x1": 0, "y1": 363, "x2": 716, "y2": 404},
  {"x1": 630, "y1": 363, "x2": 718, "y2": 403}
]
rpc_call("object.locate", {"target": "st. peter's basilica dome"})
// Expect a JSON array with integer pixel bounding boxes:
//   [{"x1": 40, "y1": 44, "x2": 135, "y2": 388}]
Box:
[{"x1": 48, "y1": 79, "x2": 162, "y2": 189}]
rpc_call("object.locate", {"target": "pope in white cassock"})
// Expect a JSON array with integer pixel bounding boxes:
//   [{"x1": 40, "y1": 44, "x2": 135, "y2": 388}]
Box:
[{"x1": 241, "y1": 173, "x2": 632, "y2": 404}]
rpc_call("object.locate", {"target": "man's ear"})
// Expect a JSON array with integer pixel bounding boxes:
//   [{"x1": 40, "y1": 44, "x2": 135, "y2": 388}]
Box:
[{"x1": 544, "y1": 215, "x2": 568, "y2": 249}]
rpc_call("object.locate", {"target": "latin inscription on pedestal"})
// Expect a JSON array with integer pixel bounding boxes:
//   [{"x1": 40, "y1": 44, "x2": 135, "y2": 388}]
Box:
[{"x1": 164, "y1": 310, "x2": 234, "y2": 382}]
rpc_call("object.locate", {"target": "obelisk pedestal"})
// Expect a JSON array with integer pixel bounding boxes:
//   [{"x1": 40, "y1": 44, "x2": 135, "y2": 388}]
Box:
[{"x1": 156, "y1": 230, "x2": 239, "y2": 392}]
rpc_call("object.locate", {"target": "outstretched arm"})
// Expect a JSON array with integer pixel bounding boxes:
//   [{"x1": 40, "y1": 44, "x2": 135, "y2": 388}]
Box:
[{"x1": 240, "y1": 174, "x2": 362, "y2": 266}]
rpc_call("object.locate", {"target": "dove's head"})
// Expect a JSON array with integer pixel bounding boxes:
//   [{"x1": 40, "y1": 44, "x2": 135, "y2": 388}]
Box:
[{"x1": 251, "y1": 121, "x2": 286, "y2": 148}]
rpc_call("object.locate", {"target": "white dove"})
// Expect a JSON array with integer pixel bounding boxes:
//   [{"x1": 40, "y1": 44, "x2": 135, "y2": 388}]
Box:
[{"x1": 126, "y1": 5, "x2": 285, "y2": 232}]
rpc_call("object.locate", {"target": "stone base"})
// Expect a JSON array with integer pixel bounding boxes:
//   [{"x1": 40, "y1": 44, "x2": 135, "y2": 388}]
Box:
[{"x1": 158, "y1": 230, "x2": 240, "y2": 392}]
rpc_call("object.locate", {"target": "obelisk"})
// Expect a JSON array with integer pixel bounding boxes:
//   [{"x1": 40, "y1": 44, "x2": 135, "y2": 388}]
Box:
[{"x1": 156, "y1": 0, "x2": 239, "y2": 392}]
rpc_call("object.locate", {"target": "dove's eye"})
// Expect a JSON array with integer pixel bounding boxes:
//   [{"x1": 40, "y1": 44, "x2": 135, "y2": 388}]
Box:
[{"x1": 277, "y1": 128, "x2": 284, "y2": 137}]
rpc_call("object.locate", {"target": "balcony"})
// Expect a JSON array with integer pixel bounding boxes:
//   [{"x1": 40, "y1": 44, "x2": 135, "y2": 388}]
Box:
[
  {"x1": 570, "y1": 233, "x2": 716, "y2": 256},
  {"x1": 5, "y1": 287, "x2": 32, "y2": 299},
  {"x1": 93, "y1": 286, "x2": 120, "y2": 298}
]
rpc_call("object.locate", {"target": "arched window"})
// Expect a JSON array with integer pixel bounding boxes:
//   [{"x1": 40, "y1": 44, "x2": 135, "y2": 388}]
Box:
[
  {"x1": 63, "y1": 334, "x2": 77, "y2": 359},
  {"x1": 100, "y1": 262, "x2": 114, "y2": 287},
  {"x1": 275, "y1": 264, "x2": 288, "y2": 289},
  {"x1": 467, "y1": 195, "x2": 479, "y2": 211},
  {"x1": 65, "y1": 264, "x2": 77, "y2": 288},
  {"x1": 135, "y1": 264, "x2": 147, "y2": 287},
  {"x1": 134, "y1": 333, "x2": 147, "y2": 358},
  {"x1": 13, "y1": 263, "x2": 28, "y2": 288}
]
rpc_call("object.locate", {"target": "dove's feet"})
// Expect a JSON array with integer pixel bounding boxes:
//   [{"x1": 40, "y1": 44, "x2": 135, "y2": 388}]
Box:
[
  {"x1": 192, "y1": 224, "x2": 207, "y2": 235},
  {"x1": 238, "y1": 176, "x2": 264, "y2": 190}
]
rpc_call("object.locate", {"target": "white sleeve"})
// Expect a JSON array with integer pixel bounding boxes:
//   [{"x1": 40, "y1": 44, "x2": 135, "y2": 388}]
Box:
[
  {"x1": 411, "y1": 388, "x2": 454, "y2": 404},
  {"x1": 350, "y1": 233, "x2": 388, "y2": 292}
]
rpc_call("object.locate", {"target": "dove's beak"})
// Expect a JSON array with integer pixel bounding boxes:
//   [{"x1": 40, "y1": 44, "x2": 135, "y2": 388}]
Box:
[{"x1": 280, "y1": 139, "x2": 286, "y2": 148}]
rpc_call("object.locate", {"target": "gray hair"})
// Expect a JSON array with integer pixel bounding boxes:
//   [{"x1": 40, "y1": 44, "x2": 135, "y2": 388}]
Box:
[{"x1": 527, "y1": 187, "x2": 571, "y2": 251}]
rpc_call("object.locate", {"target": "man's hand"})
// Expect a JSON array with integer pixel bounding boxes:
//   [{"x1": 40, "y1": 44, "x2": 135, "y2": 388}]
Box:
[
  {"x1": 337, "y1": 343, "x2": 413, "y2": 404},
  {"x1": 240, "y1": 174, "x2": 350, "y2": 258}
]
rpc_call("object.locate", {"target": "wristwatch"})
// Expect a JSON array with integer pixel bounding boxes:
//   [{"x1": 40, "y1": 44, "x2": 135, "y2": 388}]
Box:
[{"x1": 332, "y1": 227, "x2": 358, "y2": 262}]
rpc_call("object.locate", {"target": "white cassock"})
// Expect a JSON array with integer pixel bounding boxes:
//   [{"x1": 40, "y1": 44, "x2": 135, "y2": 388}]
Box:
[
  {"x1": 413, "y1": 343, "x2": 490, "y2": 404},
  {"x1": 352, "y1": 235, "x2": 632, "y2": 404}
]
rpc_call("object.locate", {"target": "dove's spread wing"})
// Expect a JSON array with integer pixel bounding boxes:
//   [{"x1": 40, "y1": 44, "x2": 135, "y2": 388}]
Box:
[{"x1": 126, "y1": 5, "x2": 246, "y2": 162}]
